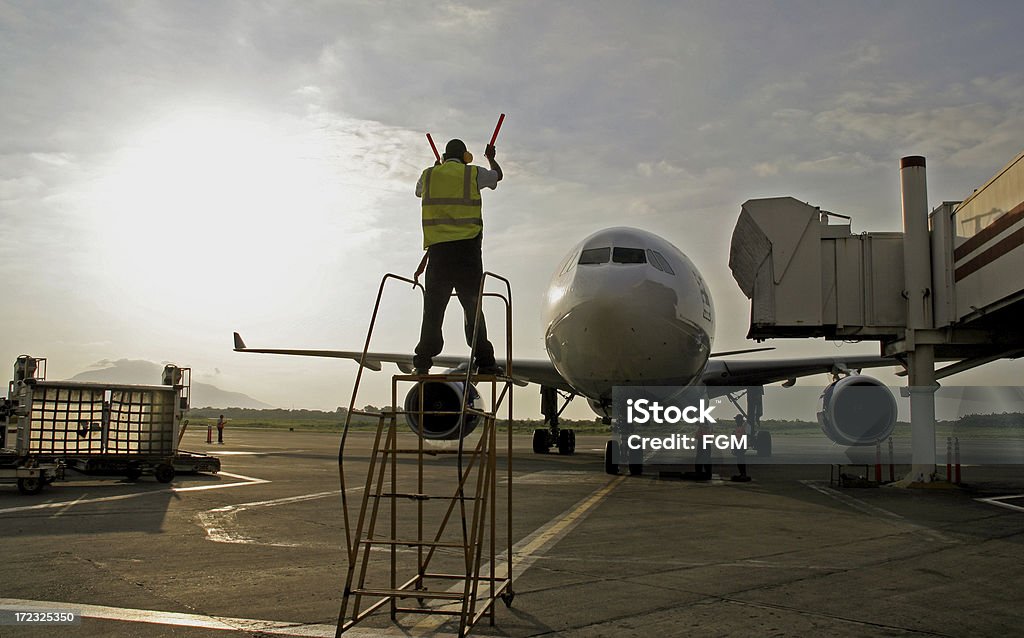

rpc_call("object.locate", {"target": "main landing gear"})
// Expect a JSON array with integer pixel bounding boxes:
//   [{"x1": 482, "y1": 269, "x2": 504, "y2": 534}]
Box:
[
  {"x1": 604, "y1": 435, "x2": 643, "y2": 476},
  {"x1": 602, "y1": 411, "x2": 641, "y2": 476},
  {"x1": 532, "y1": 386, "x2": 577, "y2": 456}
]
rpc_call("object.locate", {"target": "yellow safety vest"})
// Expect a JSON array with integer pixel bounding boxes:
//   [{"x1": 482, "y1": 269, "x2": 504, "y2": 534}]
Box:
[{"x1": 420, "y1": 161, "x2": 482, "y2": 248}]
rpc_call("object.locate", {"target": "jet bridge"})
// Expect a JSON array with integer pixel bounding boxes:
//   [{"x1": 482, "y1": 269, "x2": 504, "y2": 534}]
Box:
[
  {"x1": 729, "y1": 151, "x2": 1024, "y2": 481},
  {"x1": 730, "y1": 197, "x2": 906, "y2": 341}
]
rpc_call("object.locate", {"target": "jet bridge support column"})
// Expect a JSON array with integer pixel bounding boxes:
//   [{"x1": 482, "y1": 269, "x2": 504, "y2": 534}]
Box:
[{"x1": 901, "y1": 156, "x2": 937, "y2": 482}]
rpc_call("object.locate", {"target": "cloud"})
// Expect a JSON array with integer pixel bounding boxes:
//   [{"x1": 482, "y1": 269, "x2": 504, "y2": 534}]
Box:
[
  {"x1": 847, "y1": 43, "x2": 882, "y2": 70},
  {"x1": 636, "y1": 160, "x2": 687, "y2": 178},
  {"x1": 793, "y1": 152, "x2": 875, "y2": 175}
]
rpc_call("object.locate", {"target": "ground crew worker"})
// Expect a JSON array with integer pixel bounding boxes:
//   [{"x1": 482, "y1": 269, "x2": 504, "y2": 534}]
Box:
[
  {"x1": 694, "y1": 421, "x2": 713, "y2": 480},
  {"x1": 216, "y1": 414, "x2": 226, "y2": 444},
  {"x1": 732, "y1": 414, "x2": 751, "y2": 482},
  {"x1": 412, "y1": 138, "x2": 503, "y2": 375}
]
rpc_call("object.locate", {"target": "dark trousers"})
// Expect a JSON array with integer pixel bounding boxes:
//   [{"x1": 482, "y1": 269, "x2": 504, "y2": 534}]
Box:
[
  {"x1": 414, "y1": 237, "x2": 495, "y2": 370},
  {"x1": 695, "y1": 451, "x2": 712, "y2": 479},
  {"x1": 217, "y1": 426, "x2": 224, "y2": 443},
  {"x1": 735, "y1": 450, "x2": 747, "y2": 477}
]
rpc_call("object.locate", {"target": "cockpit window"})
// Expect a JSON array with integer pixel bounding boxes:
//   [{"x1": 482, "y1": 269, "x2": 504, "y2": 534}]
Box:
[
  {"x1": 559, "y1": 249, "x2": 580, "y2": 276},
  {"x1": 612, "y1": 247, "x2": 646, "y2": 264},
  {"x1": 646, "y1": 249, "x2": 675, "y2": 275},
  {"x1": 578, "y1": 247, "x2": 611, "y2": 265}
]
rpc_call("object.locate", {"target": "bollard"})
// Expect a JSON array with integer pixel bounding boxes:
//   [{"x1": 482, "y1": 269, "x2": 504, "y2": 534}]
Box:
[
  {"x1": 954, "y1": 437, "x2": 961, "y2": 484},
  {"x1": 207, "y1": 425, "x2": 213, "y2": 444},
  {"x1": 874, "y1": 441, "x2": 882, "y2": 483},
  {"x1": 888, "y1": 437, "x2": 895, "y2": 482}
]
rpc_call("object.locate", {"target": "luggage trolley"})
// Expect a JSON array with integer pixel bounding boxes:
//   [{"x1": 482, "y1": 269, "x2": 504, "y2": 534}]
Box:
[{"x1": 0, "y1": 356, "x2": 219, "y2": 491}]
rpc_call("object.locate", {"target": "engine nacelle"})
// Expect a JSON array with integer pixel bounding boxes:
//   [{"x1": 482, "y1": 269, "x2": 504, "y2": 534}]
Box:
[
  {"x1": 817, "y1": 375, "x2": 897, "y2": 446},
  {"x1": 404, "y1": 380, "x2": 481, "y2": 440}
]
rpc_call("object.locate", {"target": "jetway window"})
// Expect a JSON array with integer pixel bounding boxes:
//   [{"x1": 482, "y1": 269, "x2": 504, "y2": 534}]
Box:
[
  {"x1": 646, "y1": 249, "x2": 675, "y2": 275},
  {"x1": 612, "y1": 247, "x2": 646, "y2": 264},
  {"x1": 578, "y1": 247, "x2": 610, "y2": 265}
]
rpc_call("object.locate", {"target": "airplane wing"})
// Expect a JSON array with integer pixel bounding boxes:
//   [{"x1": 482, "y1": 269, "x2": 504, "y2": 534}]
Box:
[
  {"x1": 234, "y1": 331, "x2": 895, "y2": 394},
  {"x1": 232, "y1": 332, "x2": 575, "y2": 392},
  {"x1": 701, "y1": 354, "x2": 902, "y2": 387}
]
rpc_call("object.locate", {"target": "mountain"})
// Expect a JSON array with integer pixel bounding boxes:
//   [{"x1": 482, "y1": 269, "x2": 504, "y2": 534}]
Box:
[{"x1": 70, "y1": 359, "x2": 273, "y2": 409}]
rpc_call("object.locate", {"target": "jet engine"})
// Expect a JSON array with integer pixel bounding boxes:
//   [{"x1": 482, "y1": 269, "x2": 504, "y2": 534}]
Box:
[
  {"x1": 817, "y1": 375, "x2": 897, "y2": 446},
  {"x1": 403, "y1": 379, "x2": 482, "y2": 440}
]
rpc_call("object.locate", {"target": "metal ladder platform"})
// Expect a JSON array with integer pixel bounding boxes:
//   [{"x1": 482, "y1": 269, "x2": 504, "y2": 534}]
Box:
[{"x1": 335, "y1": 272, "x2": 515, "y2": 637}]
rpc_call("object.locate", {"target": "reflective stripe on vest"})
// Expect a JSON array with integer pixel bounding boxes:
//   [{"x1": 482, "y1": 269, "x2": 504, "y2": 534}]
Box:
[{"x1": 421, "y1": 162, "x2": 482, "y2": 248}]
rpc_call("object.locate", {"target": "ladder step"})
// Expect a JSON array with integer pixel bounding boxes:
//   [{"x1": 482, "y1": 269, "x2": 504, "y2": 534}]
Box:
[
  {"x1": 371, "y1": 493, "x2": 479, "y2": 501},
  {"x1": 360, "y1": 539, "x2": 467, "y2": 548},
  {"x1": 394, "y1": 607, "x2": 465, "y2": 615},
  {"x1": 385, "y1": 449, "x2": 486, "y2": 455},
  {"x1": 352, "y1": 588, "x2": 466, "y2": 600}
]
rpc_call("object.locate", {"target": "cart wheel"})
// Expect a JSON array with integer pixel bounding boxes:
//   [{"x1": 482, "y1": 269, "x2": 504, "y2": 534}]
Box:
[
  {"x1": 125, "y1": 463, "x2": 142, "y2": 481},
  {"x1": 154, "y1": 464, "x2": 175, "y2": 484},
  {"x1": 501, "y1": 591, "x2": 515, "y2": 608},
  {"x1": 17, "y1": 477, "x2": 44, "y2": 495}
]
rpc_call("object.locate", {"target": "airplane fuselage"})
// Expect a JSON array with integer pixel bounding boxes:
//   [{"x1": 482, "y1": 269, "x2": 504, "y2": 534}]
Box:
[{"x1": 542, "y1": 227, "x2": 716, "y2": 407}]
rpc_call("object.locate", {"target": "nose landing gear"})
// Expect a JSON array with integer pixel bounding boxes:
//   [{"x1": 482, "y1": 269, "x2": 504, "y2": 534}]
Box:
[{"x1": 533, "y1": 386, "x2": 577, "y2": 455}]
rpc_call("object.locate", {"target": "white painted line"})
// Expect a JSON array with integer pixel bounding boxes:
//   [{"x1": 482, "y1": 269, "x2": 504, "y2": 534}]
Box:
[
  {"x1": 172, "y1": 472, "x2": 269, "y2": 492},
  {"x1": 0, "y1": 597, "x2": 452, "y2": 637},
  {"x1": 198, "y1": 488, "x2": 360, "y2": 546},
  {"x1": 800, "y1": 480, "x2": 956, "y2": 544},
  {"x1": 976, "y1": 494, "x2": 1024, "y2": 513},
  {"x1": 212, "y1": 451, "x2": 265, "y2": 455},
  {"x1": 50, "y1": 493, "x2": 87, "y2": 518},
  {"x1": 501, "y1": 470, "x2": 598, "y2": 484},
  {"x1": 0, "y1": 472, "x2": 268, "y2": 515}
]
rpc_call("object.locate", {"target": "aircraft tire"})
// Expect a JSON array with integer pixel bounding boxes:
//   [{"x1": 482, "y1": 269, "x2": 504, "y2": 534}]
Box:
[
  {"x1": 532, "y1": 429, "x2": 549, "y2": 454},
  {"x1": 557, "y1": 429, "x2": 575, "y2": 455},
  {"x1": 755, "y1": 431, "x2": 772, "y2": 457},
  {"x1": 628, "y1": 447, "x2": 643, "y2": 476},
  {"x1": 604, "y1": 440, "x2": 619, "y2": 475}
]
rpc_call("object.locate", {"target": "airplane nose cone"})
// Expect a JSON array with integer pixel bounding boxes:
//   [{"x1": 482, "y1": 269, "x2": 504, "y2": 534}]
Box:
[{"x1": 545, "y1": 293, "x2": 710, "y2": 399}]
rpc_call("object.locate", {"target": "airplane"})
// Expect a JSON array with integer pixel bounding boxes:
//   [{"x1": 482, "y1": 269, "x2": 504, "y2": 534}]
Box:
[{"x1": 233, "y1": 226, "x2": 901, "y2": 475}]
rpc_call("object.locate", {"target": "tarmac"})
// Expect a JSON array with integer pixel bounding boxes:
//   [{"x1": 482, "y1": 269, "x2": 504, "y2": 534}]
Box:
[{"x1": 2, "y1": 426, "x2": 1023, "y2": 637}]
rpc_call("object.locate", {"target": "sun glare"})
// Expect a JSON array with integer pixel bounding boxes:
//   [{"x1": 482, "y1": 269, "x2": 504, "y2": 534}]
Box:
[{"x1": 88, "y1": 109, "x2": 352, "y2": 312}]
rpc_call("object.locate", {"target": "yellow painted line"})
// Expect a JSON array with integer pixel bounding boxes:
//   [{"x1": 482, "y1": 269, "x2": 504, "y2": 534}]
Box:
[
  {"x1": 407, "y1": 475, "x2": 626, "y2": 633},
  {"x1": 516, "y1": 475, "x2": 625, "y2": 558}
]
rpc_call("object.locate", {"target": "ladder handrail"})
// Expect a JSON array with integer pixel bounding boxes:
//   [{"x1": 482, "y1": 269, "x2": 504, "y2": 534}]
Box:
[
  {"x1": 455, "y1": 271, "x2": 512, "y2": 570},
  {"x1": 336, "y1": 269, "x2": 515, "y2": 636},
  {"x1": 338, "y1": 273, "x2": 422, "y2": 560}
]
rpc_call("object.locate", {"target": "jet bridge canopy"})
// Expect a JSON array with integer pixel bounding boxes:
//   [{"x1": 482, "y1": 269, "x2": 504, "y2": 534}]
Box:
[{"x1": 729, "y1": 197, "x2": 906, "y2": 341}]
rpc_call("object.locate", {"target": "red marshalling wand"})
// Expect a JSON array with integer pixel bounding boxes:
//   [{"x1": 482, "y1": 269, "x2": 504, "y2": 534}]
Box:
[
  {"x1": 426, "y1": 133, "x2": 441, "y2": 163},
  {"x1": 489, "y1": 113, "x2": 505, "y2": 147}
]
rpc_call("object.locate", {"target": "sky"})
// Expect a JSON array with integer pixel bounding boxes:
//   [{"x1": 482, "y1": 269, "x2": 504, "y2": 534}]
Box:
[{"x1": 2, "y1": 1, "x2": 1023, "y2": 418}]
